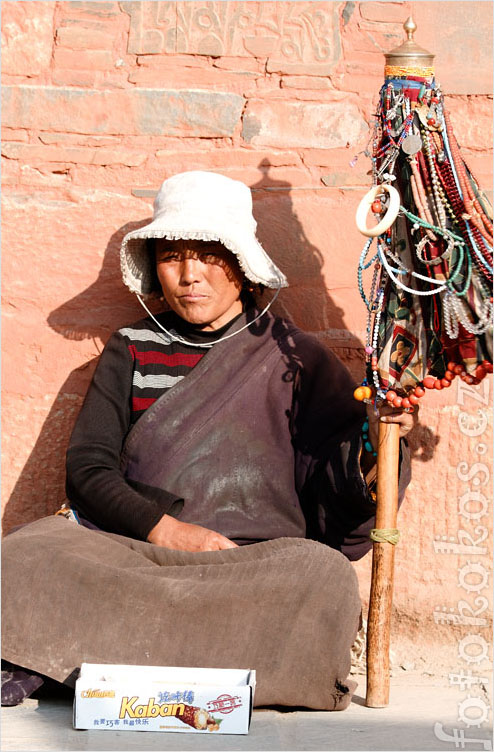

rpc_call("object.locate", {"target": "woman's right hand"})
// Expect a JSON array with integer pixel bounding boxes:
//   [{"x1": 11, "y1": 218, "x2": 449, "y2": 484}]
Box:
[{"x1": 147, "y1": 514, "x2": 238, "y2": 552}]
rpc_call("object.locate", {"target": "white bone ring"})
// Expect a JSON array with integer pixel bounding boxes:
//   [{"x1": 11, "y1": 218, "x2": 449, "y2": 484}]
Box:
[{"x1": 356, "y1": 184, "x2": 401, "y2": 237}]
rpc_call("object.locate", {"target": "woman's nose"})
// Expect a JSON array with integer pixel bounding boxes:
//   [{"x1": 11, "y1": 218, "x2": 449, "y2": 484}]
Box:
[{"x1": 180, "y1": 257, "x2": 201, "y2": 283}]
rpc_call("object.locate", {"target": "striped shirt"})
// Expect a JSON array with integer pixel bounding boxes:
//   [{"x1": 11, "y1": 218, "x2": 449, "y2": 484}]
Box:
[{"x1": 118, "y1": 312, "x2": 242, "y2": 423}]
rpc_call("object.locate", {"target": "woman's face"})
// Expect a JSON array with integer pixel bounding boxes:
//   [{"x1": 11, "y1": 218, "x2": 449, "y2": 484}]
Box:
[{"x1": 155, "y1": 238, "x2": 245, "y2": 330}]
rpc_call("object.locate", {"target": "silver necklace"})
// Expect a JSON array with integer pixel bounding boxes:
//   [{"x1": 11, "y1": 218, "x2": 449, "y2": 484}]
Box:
[{"x1": 136, "y1": 287, "x2": 281, "y2": 348}]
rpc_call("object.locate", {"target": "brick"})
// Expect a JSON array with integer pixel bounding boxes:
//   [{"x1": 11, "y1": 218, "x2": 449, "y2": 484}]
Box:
[
  {"x1": 154, "y1": 148, "x2": 302, "y2": 170},
  {"x1": 1, "y1": 127, "x2": 29, "y2": 142},
  {"x1": 69, "y1": 161, "x2": 310, "y2": 192},
  {"x1": 267, "y1": 88, "x2": 348, "y2": 104},
  {"x1": 212, "y1": 57, "x2": 265, "y2": 74},
  {"x1": 333, "y1": 62, "x2": 385, "y2": 97},
  {"x1": 128, "y1": 64, "x2": 257, "y2": 96},
  {"x1": 301, "y1": 146, "x2": 370, "y2": 172},
  {"x1": 2, "y1": 86, "x2": 244, "y2": 138},
  {"x1": 91, "y1": 149, "x2": 148, "y2": 167},
  {"x1": 94, "y1": 69, "x2": 134, "y2": 91},
  {"x1": 152, "y1": 150, "x2": 310, "y2": 187},
  {"x1": 320, "y1": 170, "x2": 369, "y2": 188},
  {"x1": 146, "y1": 163, "x2": 311, "y2": 189},
  {"x1": 56, "y1": 17, "x2": 115, "y2": 33},
  {"x1": 1, "y1": 1, "x2": 55, "y2": 77},
  {"x1": 242, "y1": 99, "x2": 367, "y2": 149},
  {"x1": 53, "y1": 47, "x2": 114, "y2": 71},
  {"x1": 136, "y1": 54, "x2": 211, "y2": 71},
  {"x1": 340, "y1": 19, "x2": 394, "y2": 59},
  {"x1": 137, "y1": 89, "x2": 244, "y2": 137},
  {"x1": 281, "y1": 76, "x2": 332, "y2": 90},
  {"x1": 2, "y1": 142, "x2": 148, "y2": 167},
  {"x1": 356, "y1": 18, "x2": 405, "y2": 36},
  {"x1": 71, "y1": 163, "x2": 167, "y2": 189},
  {"x1": 19, "y1": 164, "x2": 73, "y2": 188},
  {"x1": 266, "y1": 60, "x2": 337, "y2": 76},
  {"x1": 2, "y1": 143, "x2": 87, "y2": 163},
  {"x1": 62, "y1": 1, "x2": 121, "y2": 16},
  {"x1": 38, "y1": 133, "x2": 121, "y2": 146},
  {"x1": 51, "y1": 69, "x2": 98, "y2": 88},
  {"x1": 359, "y1": 2, "x2": 412, "y2": 24},
  {"x1": 55, "y1": 25, "x2": 115, "y2": 50}
]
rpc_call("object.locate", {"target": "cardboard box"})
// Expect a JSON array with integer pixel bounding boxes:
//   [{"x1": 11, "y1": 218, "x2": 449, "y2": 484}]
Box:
[{"x1": 73, "y1": 664, "x2": 255, "y2": 734}]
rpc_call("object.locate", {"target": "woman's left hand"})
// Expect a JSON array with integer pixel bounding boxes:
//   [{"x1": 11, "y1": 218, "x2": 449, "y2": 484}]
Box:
[{"x1": 366, "y1": 402, "x2": 417, "y2": 450}]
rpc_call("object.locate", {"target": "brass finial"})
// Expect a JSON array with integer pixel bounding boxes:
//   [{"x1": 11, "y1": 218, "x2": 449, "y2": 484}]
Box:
[
  {"x1": 385, "y1": 16, "x2": 435, "y2": 75},
  {"x1": 403, "y1": 16, "x2": 417, "y2": 41}
]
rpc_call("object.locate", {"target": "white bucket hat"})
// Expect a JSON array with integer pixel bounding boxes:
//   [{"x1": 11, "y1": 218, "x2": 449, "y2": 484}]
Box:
[{"x1": 120, "y1": 170, "x2": 288, "y2": 297}]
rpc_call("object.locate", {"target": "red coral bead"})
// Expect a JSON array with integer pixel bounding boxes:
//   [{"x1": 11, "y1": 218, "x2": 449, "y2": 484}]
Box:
[
  {"x1": 401, "y1": 397, "x2": 412, "y2": 409},
  {"x1": 481, "y1": 361, "x2": 493, "y2": 374},
  {"x1": 464, "y1": 375, "x2": 474, "y2": 384},
  {"x1": 444, "y1": 370, "x2": 455, "y2": 381},
  {"x1": 409, "y1": 393, "x2": 420, "y2": 405},
  {"x1": 414, "y1": 386, "x2": 425, "y2": 398},
  {"x1": 423, "y1": 376, "x2": 436, "y2": 389},
  {"x1": 392, "y1": 396, "x2": 403, "y2": 408},
  {"x1": 386, "y1": 390, "x2": 397, "y2": 402},
  {"x1": 475, "y1": 365, "x2": 486, "y2": 380},
  {"x1": 453, "y1": 365, "x2": 464, "y2": 375},
  {"x1": 447, "y1": 361, "x2": 457, "y2": 371},
  {"x1": 434, "y1": 380, "x2": 444, "y2": 390},
  {"x1": 440, "y1": 378, "x2": 451, "y2": 388},
  {"x1": 371, "y1": 200, "x2": 382, "y2": 214}
]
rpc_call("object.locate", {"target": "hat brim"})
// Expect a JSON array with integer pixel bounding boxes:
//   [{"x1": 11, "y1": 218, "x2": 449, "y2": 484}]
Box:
[{"x1": 120, "y1": 217, "x2": 288, "y2": 297}]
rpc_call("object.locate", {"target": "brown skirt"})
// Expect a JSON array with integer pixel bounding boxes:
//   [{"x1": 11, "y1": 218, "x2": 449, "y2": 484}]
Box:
[{"x1": 1, "y1": 516, "x2": 361, "y2": 710}]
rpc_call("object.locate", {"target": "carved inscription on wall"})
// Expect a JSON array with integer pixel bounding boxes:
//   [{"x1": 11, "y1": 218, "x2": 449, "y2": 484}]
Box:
[{"x1": 121, "y1": 1, "x2": 341, "y2": 66}]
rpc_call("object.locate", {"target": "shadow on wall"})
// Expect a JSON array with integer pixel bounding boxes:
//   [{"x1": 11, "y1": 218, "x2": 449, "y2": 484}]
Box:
[{"x1": 2, "y1": 163, "x2": 437, "y2": 534}]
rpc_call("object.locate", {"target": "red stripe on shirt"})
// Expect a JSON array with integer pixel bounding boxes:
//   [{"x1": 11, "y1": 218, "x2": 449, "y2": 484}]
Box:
[
  {"x1": 132, "y1": 397, "x2": 157, "y2": 412},
  {"x1": 128, "y1": 345, "x2": 204, "y2": 368}
]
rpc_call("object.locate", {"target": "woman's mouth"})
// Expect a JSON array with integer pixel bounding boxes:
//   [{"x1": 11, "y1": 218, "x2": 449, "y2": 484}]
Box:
[{"x1": 179, "y1": 294, "x2": 208, "y2": 302}]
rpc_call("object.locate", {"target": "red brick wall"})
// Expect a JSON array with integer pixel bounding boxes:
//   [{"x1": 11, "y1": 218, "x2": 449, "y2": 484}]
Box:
[{"x1": 2, "y1": 1, "x2": 492, "y2": 662}]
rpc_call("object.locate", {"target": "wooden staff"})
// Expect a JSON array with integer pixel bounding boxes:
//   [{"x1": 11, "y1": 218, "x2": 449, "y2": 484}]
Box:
[
  {"x1": 359, "y1": 16, "x2": 435, "y2": 708},
  {"x1": 366, "y1": 421, "x2": 401, "y2": 707}
]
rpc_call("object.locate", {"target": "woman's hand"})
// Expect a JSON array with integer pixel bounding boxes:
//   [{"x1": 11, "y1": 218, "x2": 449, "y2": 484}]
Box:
[
  {"x1": 366, "y1": 402, "x2": 417, "y2": 450},
  {"x1": 147, "y1": 514, "x2": 239, "y2": 552}
]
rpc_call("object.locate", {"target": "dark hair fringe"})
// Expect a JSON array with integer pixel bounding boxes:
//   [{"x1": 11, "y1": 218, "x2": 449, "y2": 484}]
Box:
[{"x1": 147, "y1": 237, "x2": 266, "y2": 304}]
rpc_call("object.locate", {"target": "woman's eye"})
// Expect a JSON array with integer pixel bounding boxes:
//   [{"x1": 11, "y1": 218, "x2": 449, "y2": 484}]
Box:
[
  {"x1": 202, "y1": 251, "x2": 220, "y2": 261},
  {"x1": 158, "y1": 253, "x2": 179, "y2": 262}
]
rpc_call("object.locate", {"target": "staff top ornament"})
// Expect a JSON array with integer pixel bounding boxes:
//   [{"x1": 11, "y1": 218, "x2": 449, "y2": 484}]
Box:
[{"x1": 384, "y1": 17, "x2": 435, "y2": 79}]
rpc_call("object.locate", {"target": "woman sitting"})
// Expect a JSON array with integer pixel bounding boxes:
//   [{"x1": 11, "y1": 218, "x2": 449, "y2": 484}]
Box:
[{"x1": 2, "y1": 171, "x2": 412, "y2": 710}]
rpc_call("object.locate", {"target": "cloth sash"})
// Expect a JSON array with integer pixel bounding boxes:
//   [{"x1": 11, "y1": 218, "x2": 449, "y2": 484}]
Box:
[{"x1": 120, "y1": 311, "x2": 308, "y2": 543}]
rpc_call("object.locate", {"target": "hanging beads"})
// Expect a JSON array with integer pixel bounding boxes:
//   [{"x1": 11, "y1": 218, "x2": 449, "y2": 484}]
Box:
[{"x1": 354, "y1": 76, "x2": 492, "y2": 406}]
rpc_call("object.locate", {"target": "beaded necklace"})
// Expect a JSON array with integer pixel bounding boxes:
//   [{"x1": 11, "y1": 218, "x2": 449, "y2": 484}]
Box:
[{"x1": 353, "y1": 76, "x2": 493, "y2": 407}]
